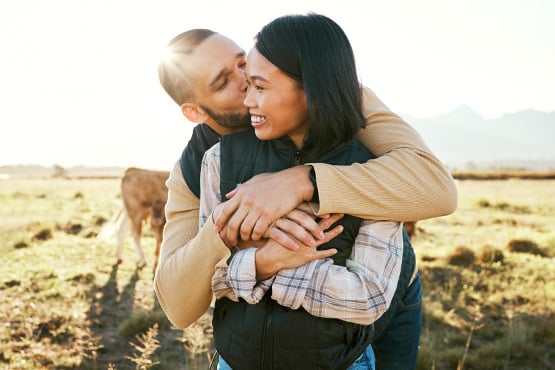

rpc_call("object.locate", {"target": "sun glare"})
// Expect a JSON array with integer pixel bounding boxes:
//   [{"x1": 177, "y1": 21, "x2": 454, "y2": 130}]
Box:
[
  {"x1": 159, "y1": 44, "x2": 173, "y2": 63},
  {"x1": 142, "y1": 33, "x2": 175, "y2": 69}
]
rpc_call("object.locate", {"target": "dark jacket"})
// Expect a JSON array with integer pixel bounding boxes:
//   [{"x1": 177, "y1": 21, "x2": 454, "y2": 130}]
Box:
[
  {"x1": 180, "y1": 126, "x2": 416, "y2": 369},
  {"x1": 214, "y1": 129, "x2": 375, "y2": 369}
]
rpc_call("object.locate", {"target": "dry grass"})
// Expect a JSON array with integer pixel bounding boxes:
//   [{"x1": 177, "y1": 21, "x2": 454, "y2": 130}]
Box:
[
  {"x1": 415, "y1": 179, "x2": 555, "y2": 369},
  {"x1": 0, "y1": 178, "x2": 195, "y2": 369},
  {"x1": 1, "y1": 176, "x2": 554, "y2": 369},
  {"x1": 451, "y1": 170, "x2": 555, "y2": 180}
]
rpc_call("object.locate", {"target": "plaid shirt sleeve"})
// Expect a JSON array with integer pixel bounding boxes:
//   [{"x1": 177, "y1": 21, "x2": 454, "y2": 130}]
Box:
[
  {"x1": 200, "y1": 143, "x2": 273, "y2": 303},
  {"x1": 199, "y1": 143, "x2": 222, "y2": 231},
  {"x1": 211, "y1": 248, "x2": 275, "y2": 303},
  {"x1": 271, "y1": 220, "x2": 404, "y2": 325}
]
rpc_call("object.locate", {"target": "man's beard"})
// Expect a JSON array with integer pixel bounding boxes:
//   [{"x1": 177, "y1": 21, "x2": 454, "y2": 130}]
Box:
[{"x1": 201, "y1": 105, "x2": 251, "y2": 133}]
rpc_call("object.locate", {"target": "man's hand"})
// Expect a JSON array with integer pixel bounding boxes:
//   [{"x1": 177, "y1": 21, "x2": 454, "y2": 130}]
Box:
[
  {"x1": 254, "y1": 221, "x2": 344, "y2": 281},
  {"x1": 213, "y1": 166, "x2": 314, "y2": 246},
  {"x1": 215, "y1": 201, "x2": 343, "y2": 251}
]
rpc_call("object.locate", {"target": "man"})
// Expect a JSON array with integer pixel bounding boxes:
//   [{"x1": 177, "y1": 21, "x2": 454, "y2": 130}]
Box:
[{"x1": 154, "y1": 28, "x2": 457, "y2": 368}]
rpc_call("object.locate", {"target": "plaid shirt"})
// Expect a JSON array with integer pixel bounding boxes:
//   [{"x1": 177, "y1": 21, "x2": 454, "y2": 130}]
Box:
[{"x1": 200, "y1": 142, "x2": 404, "y2": 325}]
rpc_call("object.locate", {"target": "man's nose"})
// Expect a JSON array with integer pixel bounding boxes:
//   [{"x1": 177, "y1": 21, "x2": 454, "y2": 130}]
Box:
[
  {"x1": 243, "y1": 86, "x2": 254, "y2": 107},
  {"x1": 235, "y1": 70, "x2": 248, "y2": 92}
]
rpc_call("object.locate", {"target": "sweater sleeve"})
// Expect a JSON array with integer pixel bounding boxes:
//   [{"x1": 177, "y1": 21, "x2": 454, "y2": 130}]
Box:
[
  {"x1": 308, "y1": 87, "x2": 458, "y2": 222},
  {"x1": 153, "y1": 160, "x2": 230, "y2": 329}
]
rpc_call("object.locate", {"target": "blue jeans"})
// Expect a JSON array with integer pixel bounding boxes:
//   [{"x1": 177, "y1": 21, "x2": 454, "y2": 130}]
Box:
[
  {"x1": 347, "y1": 344, "x2": 376, "y2": 370},
  {"x1": 217, "y1": 345, "x2": 375, "y2": 369},
  {"x1": 216, "y1": 355, "x2": 231, "y2": 370},
  {"x1": 372, "y1": 273, "x2": 423, "y2": 370}
]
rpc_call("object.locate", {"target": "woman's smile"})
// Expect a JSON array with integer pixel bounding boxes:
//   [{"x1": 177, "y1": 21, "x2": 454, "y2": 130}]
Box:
[{"x1": 250, "y1": 113, "x2": 267, "y2": 128}]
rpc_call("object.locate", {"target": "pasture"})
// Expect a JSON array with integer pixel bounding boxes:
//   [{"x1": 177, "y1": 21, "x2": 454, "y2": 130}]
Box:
[{"x1": 0, "y1": 176, "x2": 554, "y2": 369}]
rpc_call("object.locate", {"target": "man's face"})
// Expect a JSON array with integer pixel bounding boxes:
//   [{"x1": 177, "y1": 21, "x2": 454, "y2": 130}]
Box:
[
  {"x1": 199, "y1": 104, "x2": 251, "y2": 131},
  {"x1": 188, "y1": 34, "x2": 251, "y2": 134}
]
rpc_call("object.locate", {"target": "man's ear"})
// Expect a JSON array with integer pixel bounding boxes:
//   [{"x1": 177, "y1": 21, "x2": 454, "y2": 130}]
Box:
[{"x1": 181, "y1": 103, "x2": 209, "y2": 123}]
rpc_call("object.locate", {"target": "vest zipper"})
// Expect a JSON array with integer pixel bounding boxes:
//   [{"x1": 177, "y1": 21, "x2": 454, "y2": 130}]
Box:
[
  {"x1": 261, "y1": 297, "x2": 274, "y2": 369},
  {"x1": 294, "y1": 150, "x2": 302, "y2": 165}
]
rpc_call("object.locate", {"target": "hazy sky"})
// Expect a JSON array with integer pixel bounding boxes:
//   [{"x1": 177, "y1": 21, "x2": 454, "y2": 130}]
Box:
[{"x1": 1, "y1": 0, "x2": 553, "y2": 169}]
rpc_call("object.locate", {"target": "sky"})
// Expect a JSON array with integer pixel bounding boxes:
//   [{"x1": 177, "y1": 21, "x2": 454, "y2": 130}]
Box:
[{"x1": 0, "y1": 0, "x2": 553, "y2": 169}]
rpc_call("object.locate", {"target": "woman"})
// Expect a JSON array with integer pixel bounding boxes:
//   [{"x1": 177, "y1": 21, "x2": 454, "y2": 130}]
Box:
[{"x1": 200, "y1": 13, "x2": 419, "y2": 370}]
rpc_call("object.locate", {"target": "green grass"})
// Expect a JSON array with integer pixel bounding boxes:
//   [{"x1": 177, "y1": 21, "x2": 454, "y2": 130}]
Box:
[{"x1": 1, "y1": 177, "x2": 554, "y2": 369}]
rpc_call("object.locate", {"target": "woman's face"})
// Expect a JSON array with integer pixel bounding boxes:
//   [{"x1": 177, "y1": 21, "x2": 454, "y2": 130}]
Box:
[{"x1": 243, "y1": 47, "x2": 309, "y2": 149}]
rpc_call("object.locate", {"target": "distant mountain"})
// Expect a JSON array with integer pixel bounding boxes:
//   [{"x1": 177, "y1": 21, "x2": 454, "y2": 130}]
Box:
[{"x1": 402, "y1": 106, "x2": 555, "y2": 170}]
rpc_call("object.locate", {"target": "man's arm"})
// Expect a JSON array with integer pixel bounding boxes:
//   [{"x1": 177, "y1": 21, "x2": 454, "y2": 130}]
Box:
[
  {"x1": 312, "y1": 86, "x2": 457, "y2": 220},
  {"x1": 214, "y1": 86, "x2": 458, "y2": 242},
  {"x1": 154, "y1": 160, "x2": 230, "y2": 329}
]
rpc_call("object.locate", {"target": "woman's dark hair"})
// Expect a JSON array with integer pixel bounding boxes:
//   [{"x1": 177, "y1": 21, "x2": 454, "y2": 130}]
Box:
[{"x1": 255, "y1": 13, "x2": 366, "y2": 157}]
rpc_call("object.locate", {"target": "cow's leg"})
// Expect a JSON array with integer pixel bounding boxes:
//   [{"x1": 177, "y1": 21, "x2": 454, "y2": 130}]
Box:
[{"x1": 130, "y1": 222, "x2": 147, "y2": 269}]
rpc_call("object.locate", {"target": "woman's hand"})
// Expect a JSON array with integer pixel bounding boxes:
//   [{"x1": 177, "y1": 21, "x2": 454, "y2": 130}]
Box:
[{"x1": 254, "y1": 215, "x2": 344, "y2": 280}]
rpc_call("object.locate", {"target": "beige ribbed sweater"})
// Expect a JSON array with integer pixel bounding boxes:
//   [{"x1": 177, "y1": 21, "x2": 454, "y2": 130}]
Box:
[{"x1": 154, "y1": 87, "x2": 458, "y2": 329}]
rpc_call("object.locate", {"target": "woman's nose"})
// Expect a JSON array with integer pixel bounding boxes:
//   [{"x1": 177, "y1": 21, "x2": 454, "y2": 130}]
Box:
[{"x1": 243, "y1": 85, "x2": 255, "y2": 107}]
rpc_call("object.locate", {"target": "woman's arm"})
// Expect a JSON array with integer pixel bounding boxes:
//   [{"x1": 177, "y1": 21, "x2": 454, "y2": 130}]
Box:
[
  {"x1": 271, "y1": 220, "x2": 404, "y2": 325},
  {"x1": 217, "y1": 220, "x2": 404, "y2": 325}
]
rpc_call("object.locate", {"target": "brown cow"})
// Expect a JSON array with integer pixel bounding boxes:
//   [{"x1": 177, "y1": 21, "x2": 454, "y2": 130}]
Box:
[
  {"x1": 404, "y1": 221, "x2": 417, "y2": 240},
  {"x1": 100, "y1": 167, "x2": 169, "y2": 271}
]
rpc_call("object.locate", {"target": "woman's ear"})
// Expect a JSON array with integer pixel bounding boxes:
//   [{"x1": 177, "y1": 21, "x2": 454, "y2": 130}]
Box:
[{"x1": 181, "y1": 103, "x2": 209, "y2": 123}]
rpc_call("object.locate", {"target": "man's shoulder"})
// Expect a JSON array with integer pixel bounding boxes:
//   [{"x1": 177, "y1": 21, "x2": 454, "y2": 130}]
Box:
[
  {"x1": 189, "y1": 124, "x2": 220, "y2": 152},
  {"x1": 180, "y1": 124, "x2": 220, "y2": 198}
]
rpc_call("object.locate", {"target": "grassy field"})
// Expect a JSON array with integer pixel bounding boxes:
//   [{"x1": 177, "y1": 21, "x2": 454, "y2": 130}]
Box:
[{"x1": 0, "y1": 177, "x2": 554, "y2": 369}]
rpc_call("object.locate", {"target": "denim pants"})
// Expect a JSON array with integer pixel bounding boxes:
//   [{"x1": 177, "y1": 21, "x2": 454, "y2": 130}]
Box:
[
  {"x1": 346, "y1": 344, "x2": 376, "y2": 370},
  {"x1": 372, "y1": 273, "x2": 423, "y2": 370},
  {"x1": 217, "y1": 345, "x2": 375, "y2": 370}
]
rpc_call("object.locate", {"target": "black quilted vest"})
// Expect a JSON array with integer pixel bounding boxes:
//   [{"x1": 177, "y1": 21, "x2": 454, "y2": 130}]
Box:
[
  {"x1": 215, "y1": 129, "x2": 374, "y2": 369},
  {"x1": 180, "y1": 126, "x2": 416, "y2": 369}
]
